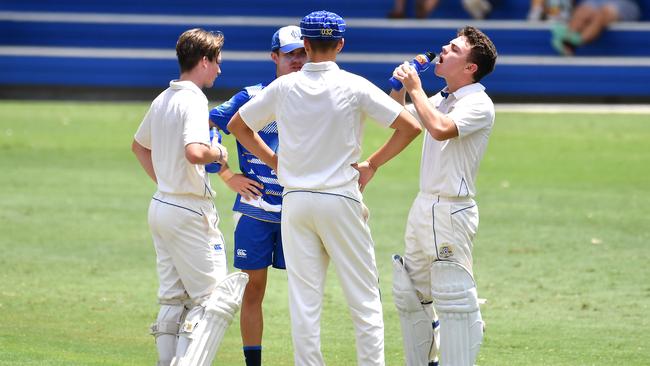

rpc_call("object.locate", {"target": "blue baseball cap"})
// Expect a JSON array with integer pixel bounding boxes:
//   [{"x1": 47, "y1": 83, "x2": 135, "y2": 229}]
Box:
[
  {"x1": 271, "y1": 25, "x2": 304, "y2": 53},
  {"x1": 300, "y1": 10, "x2": 346, "y2": 40}
]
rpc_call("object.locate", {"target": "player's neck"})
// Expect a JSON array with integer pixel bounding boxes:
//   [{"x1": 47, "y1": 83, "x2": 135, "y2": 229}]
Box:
[
  {"x1": 308, "y1": 51, "x2": 337, "y2": 63},
  {"x1": 179, "y1": 71, "x2": 204, "y2": 89},
  {"x1": 445, "y1": 78, "x2": 474, "y2": 93}
]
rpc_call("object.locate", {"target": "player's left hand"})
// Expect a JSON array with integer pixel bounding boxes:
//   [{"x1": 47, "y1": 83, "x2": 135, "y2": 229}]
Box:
[
  {"x1": 352, "y1": 161, "x2": 376, "y2": 193},
  {"x1": 225, "y1": 174, "x2": 263, "y2": 201}
]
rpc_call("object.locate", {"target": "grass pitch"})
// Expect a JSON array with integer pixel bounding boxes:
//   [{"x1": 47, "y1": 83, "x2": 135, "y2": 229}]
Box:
[{"x1": 0, "y1": 100, "x2": 648, "y2": 365}]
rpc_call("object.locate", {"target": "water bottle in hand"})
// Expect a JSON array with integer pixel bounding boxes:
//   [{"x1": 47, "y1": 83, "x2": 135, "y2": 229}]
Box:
[
  {"x1": 389, "y1": 51, "x2": 438, "y2": 91},
  {"x1": 206, "y1": 127, "x2": 222, "y2": 173}
]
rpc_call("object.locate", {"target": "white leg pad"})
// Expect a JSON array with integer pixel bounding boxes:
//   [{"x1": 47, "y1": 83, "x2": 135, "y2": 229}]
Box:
[
  {"x1": 431, "y1": 261, "x2": 484, "y2": 366},
  {"x1": 151, "y1": 303, "x2": 187, "y2": 366},
  {"x1": 392, "y1": 254, "x2": 440, "y2": 366},
  {"x1": 172, "y1": 272, "x2": 249, "y2": 366}
]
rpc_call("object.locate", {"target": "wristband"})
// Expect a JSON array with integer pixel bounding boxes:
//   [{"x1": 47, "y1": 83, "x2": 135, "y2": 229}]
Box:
[{"x1": 218, "y1": 169, "x2": 235, "y2": 182}]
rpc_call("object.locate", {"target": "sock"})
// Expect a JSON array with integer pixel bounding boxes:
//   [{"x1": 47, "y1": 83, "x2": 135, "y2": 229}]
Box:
[{"x1": 243, "y1": 345, "x2": 262, "y2": 366}]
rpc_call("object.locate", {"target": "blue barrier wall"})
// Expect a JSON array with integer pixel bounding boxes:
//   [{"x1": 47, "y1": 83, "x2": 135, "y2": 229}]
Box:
[
  {"x1": 4, "y1": 20, "x2": 650, "y2": 56},
  {"x1": 2, "y1": 1, "x2": 650, "y2": 100}
]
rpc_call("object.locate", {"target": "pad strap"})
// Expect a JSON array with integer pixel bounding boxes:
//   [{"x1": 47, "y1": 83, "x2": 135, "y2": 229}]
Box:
[
  {"x1": 150, "y1": 321, "x2": 180, "y2": 336},
  {"x1": 159, "y1": 297, "x2": 192, "y2": 306}
]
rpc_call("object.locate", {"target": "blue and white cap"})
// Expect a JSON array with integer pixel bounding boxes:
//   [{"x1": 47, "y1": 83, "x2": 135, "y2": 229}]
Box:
[
  {"x1": 271, "y1": 25, "x2": 304, "y2": 53},
  {"x1": 300, "y1": 10, "x2": 346, "y2": 40}
]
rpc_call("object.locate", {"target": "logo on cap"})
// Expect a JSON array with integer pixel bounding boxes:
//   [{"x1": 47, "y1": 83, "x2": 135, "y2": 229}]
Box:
[{"x1": 271, "y1": 25, "x2": 304, "y2": 53}]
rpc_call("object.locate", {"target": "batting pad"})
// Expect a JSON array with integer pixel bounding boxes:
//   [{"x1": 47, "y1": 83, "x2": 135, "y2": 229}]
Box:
[
  {"x1": 172, "y1": 272, "x2": 249, "y2": 366},
  {"x1": 392, "y1": 254, "x2": 439, "y2": 366},
  {"x1": 430, "y1": 261, "x2": 483, "y2": 366},
  {"x1": 151, "y1": 303, "x2": 186, "y2": 366}
]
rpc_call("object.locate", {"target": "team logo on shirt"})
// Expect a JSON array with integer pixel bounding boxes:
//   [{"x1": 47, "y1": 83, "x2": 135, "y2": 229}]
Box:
[
  {"x1": 213, "y1": 243, "x2": 223, "y2": 252},
  {"x1": 438, "y1": 244, "x2": 454, "y2": 259},
  {"x1": 237, "y1": 249, "x2": 247, "y2": 258}
]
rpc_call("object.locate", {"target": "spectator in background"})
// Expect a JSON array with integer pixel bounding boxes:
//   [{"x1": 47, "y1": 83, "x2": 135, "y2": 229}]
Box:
[
  {"x1": 528, "y1": 0, "x2": 574, "y2": 21},
  {"x1": 388, "y1": 0, "x2": 492, "y2": 19},
  {"x1": 551, "y1": 0, "x2": 641, "y2": 55}
]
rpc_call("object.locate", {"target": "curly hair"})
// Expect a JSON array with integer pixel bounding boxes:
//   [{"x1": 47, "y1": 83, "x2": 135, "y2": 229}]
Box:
[{"x1": 458, "y1": 26, "x2": 497, "y2": 82}]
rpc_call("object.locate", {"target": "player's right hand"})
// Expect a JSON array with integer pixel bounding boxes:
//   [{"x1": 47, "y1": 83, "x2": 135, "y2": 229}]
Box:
[{"x1": 225, "y1": 174, "x2": 264, "y2": 201}]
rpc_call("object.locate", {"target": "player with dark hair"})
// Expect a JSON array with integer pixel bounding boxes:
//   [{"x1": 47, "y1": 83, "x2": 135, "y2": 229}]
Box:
[
  {"x1": 208, "y1": 25, "x2": 307, "y2": 366},
  {"x1": 131, "y1": 28, "x2": 248, "y2": 366},
  {"x1": 227, "y1": 10, "x2": 422, "y2": 366},
  {"x1": 390, "y1": 25, "x2": 497, "y2": 366}
]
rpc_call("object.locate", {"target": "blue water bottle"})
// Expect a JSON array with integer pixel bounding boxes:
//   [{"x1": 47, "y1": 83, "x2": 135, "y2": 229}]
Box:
[
  {"x1": 205, "y1": 127, "x2": 222, "y2": 173},
  {"x1": 389, "y1": 51, "x2": 438, "y2": 91}
]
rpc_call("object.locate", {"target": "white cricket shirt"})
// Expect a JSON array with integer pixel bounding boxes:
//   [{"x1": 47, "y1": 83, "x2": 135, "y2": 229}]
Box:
[
  {"x1": 239, "y1": 61, "x2": 403, "y2": 192},
  {"x1": 407, "y1": 83, "x2": 494, "y2": 198},
  {"x1": 134, "y1": 80, "x2": 214, "y2": 197}
]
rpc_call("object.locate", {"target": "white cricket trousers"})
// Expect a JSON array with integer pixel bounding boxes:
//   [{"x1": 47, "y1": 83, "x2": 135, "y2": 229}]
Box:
[
  {"x1": 282, "y1": 189, "x2": 385, "y2": 366},
  {"x1": 148, "y1": 191, "x2": 228, "y2": 302},
  {"x1": 404, "y1": 192, "x2": 479, "y2": 302}
]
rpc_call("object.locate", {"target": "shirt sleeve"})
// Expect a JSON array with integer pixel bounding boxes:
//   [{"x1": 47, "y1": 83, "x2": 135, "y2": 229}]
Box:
[
  {"x1": 239, "y1": 79, "x2": 280, "y2": 132},
  {"x1": 134, "y1": 103, "x2": 154, "y2": 149},
  {"x1": 209, "y1": 89, "x2": 250, "y2": 135},
  {"x1": 183, "y1": 98, "x2": 210, "y2": 146},
  {"x1": 357, "y1": 76, "x2": 403, "y2": 128},
  {"x1": 448, "y1": 95, "x2": 495, "y2": 138}
]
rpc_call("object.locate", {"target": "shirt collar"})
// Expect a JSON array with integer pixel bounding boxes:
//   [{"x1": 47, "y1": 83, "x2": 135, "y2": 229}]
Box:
[
  {"x1": 169, "y1": 80, "x2": 208, "y2": 102},
  {"x1": 302, "y1": 61, "x2": 340, "y2": 72},
  {"x1": 443, "y1": 82, "x2": 485, "y2": 100}
]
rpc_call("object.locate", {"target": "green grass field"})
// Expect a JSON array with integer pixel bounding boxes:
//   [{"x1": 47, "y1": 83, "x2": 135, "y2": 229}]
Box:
[{"x1": 1, "y1": 100, "x2": 649, "y2": 365}]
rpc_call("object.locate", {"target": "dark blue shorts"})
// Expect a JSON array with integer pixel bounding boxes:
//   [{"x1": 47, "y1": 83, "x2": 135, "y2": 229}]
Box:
[{"x1": 233, "y1": 214, "x2": 285, "y2": 270}]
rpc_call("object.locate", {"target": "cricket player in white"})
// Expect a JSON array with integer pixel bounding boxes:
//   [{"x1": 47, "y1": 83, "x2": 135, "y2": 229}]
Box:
[
  {"x1": 390, "y1": 26, "x2": 498, "y2": 366},
  {"x1": 132, "y1": 28, "x2": 248, "y2": 366},
  {"x1": 227, "y1": 10, "x2": 422, "y2": 366}
]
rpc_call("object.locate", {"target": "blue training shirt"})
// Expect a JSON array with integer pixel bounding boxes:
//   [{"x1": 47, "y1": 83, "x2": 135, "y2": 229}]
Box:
[{"x1": 209, "y1": 82, "x2": 282, "y2": 223}]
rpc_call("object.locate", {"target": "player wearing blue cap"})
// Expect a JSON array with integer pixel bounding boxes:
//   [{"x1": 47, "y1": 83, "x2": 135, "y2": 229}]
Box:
[
  {"x1": 209, "y1": 25, "x2": 307, "y2": 366},
  {"x1": 228, "y1": 10, "x2": 422, "y2": 366},
  {"x1": 132, "y1": 28, "x2": 248, "y2": 366},
  {"x1": 390, "y1": 26, "x2": 497, "y2": 366}
]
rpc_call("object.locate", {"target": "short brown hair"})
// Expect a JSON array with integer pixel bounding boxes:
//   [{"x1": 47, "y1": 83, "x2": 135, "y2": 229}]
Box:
[
  {"x1": 305, "y1": 38, "x2": 340, "y2": 53},
  {"x1": 458, "y1": 26, "x2": 497, "y2": 82},
  {"x1": 176, "y1": 28, "x2": 224, "y2": 73}
]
